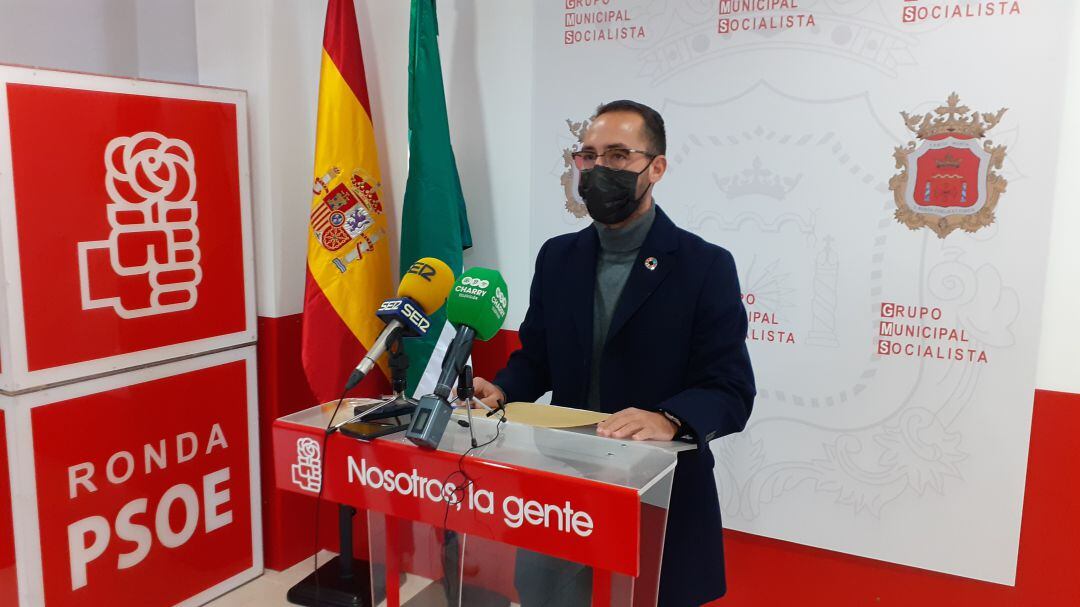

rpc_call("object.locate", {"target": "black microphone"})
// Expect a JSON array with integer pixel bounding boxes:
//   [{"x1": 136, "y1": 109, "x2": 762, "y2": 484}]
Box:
[
  {"x1": 432, "y1": 327, "x2": 475, "y2": 401},
  {"x1": 406, "y1": 268, "x2": 509, "y2": 449}
]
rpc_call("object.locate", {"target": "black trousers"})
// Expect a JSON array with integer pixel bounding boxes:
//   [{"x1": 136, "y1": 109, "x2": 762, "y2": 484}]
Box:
[{"x1": 514, "y1": 549, "x2": 592, "y2": 607}]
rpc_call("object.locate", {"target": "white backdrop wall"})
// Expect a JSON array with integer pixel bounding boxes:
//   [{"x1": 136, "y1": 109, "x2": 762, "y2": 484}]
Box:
[
  {"x1": 0, "y1": 0, "x2": 198, "y2": 84},
  {"x1": 194, "y1": 0, "x2": 535, "y2": 324},
  {"x1": 190, "y1": 0, "x2": 1080, "y2": 397},
  {"x1": 529, "y1": 1, "x2": 1075, "y2": 584},
  {"x1": 1040, "y1": 18, "x2": 1080, "y2": 395}
]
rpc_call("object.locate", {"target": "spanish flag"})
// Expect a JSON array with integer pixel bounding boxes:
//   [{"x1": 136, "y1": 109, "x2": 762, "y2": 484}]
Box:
[{"x1": 301, "y1": 0, "x2": 393, "y2": 401}]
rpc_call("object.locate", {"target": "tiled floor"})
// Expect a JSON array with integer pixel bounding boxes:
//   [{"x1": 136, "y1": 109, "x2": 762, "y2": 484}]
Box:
[{"x1": 205, "y1": 551, "x2": 436, "y2": 607}]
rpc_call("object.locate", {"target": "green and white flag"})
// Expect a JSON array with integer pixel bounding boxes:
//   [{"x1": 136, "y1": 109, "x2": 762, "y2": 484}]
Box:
[{"x1": 400, "y1": 0, "x2": 473, "y2": 396}]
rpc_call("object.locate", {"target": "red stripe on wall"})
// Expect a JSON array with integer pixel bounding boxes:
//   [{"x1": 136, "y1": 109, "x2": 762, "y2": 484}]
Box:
[
  {"x1": 321, "y1": 0, "x2": 373, "y2": 117},
  {"x1": 471, "y1": 329, "x2": 521, "y2": 381},
  {"x1": 259, "y1": 313, "x2": 378, "y2": 570},
  {"x1": 713, "y1": 388, "x2": 1080, "y2": 606}
]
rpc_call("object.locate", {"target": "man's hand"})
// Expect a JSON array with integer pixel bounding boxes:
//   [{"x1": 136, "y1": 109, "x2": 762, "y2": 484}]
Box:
[
  {"x1": 596, "y1": 407, "x2": 678, "y2": 441},
  {"x1": 470, "y1": 376, "x2": 506, "y2": 411}
]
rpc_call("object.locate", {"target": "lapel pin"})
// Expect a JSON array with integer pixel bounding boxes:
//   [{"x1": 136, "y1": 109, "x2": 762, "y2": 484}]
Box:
[{"x1": 644, "y1": 256, "x2": 658, "y2": 271}]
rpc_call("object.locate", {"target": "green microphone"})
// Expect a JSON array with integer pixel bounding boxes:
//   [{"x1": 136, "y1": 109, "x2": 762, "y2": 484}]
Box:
[
  {"x1": 406, "y1": 267, "x2": 509, "y2": 449},
  {"x1": 446, "y1": 267, "x2": 509, "y2": 342}
]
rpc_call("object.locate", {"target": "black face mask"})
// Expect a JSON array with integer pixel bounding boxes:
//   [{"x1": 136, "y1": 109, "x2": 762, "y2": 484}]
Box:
[{"x1": 578, "y1": 159, "x2": 654, "y2": 225}]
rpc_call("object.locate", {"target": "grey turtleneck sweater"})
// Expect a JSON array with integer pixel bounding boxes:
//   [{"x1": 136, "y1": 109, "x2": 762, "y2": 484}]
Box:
[{"x1": 586, "y1": 204, "x2": 656, "y2": 409}]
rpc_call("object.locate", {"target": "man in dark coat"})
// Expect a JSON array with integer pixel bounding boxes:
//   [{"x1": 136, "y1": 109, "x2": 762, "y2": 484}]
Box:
[{"x1": 473, "y1": 100, "x2": 755, "y2": 607}]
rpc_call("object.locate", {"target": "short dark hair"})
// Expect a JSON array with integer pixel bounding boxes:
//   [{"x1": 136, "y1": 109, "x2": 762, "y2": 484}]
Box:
[{"x1": 594, "y1": 99, "x2": 666, "y2": 155}]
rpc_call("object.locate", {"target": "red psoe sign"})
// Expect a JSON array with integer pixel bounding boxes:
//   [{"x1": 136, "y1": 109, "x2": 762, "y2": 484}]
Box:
[
  {"x1": 30, "y1": 352, "x2": 257, "y2": 606},
  {"x1": 0, "y1": 410, "x2": 17, "y2": 606},
  {"x1": 0, "y1": 65, "x2": 256, "y2": 391}
]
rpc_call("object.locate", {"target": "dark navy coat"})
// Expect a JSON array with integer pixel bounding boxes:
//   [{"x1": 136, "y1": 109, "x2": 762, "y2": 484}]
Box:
[{"x1": 493, "y1": 206, "x2": 756, "y2": 606}]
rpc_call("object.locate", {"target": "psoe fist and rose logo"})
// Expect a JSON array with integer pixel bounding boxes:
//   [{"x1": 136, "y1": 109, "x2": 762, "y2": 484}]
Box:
[
  {"x1": 5, "y1": 84, "x2": 248, "y2": 373},
  {"x1": 291, "y1": 437, "x2": 322, "y2": 493},
  {"x1": 78, "y1": 132, "x2": 202, "y2": 319}
]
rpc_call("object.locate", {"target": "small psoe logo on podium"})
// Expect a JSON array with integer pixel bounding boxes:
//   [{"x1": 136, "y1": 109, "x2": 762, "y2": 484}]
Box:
[
  {"x1": 889, "y1": 93, "x2": 1008, "y2": 238},
  {"x1": 77, "y1": 132, "x2": 202, "y2": 318},
  {"x1": 291, "y1": 437, "x2": 322, "y2": 493}
]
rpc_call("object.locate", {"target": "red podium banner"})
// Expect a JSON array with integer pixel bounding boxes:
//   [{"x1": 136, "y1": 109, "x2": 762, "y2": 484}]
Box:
[{"x1": 273, "y1": 419, "x2": 642, "y2": 577}]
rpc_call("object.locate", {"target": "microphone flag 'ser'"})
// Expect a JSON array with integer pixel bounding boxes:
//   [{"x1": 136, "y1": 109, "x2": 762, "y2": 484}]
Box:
[
  {"x1": 343, "y1": 257, "x2": 454, "y2": 391},
  {"x1": 406, "y1": 267, "x2": 509, "y2": 449}
]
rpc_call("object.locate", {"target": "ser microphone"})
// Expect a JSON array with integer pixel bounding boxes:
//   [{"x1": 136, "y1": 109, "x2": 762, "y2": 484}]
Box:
[
  {"x1": 343, "y1": 257, "x2": 455, "y2": 391},
  {"x1": 406, "y1": 267, "x2": 509, "y2": 449}
]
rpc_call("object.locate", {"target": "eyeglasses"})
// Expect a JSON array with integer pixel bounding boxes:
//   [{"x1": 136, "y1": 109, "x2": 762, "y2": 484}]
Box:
[{"x1": 571, "y1": 147, "x2": 656, "y2": 171}]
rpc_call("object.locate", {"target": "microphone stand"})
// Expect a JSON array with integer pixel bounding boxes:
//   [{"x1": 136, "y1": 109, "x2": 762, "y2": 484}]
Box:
[
  {"x1": 443, "y1": 364, "x2": 476, "y2": 605},
  {"x1": 336, "y1": 339, "x2": 418, "y2": 430},
  {"x1": 458, "y1": 365, "x2": 479, "y2": 448},
  {"x1": 381, "y1": 337, "x2": 421, "y2": 416},
  {"x1": 288, "y1": 336, "x2": 414, "y2": 607},
  {"x1": 440, "y1": 364, "x2": 506, "y2": 606}
]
